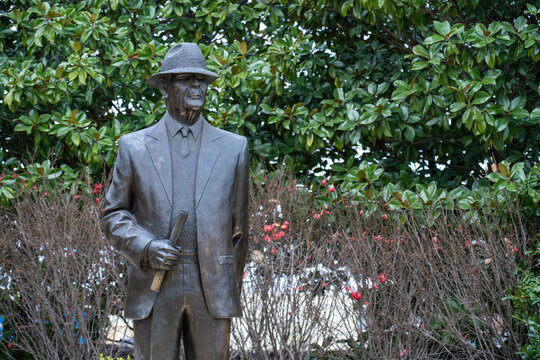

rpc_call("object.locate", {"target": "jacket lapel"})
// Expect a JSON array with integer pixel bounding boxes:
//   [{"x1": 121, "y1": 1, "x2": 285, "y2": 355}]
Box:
[
  {"x1": 196, "y1": 120, "x2": 223, "y2": 207},
  {"x1": 145, "y1": 115, "x2": 172, "y2": 206}
]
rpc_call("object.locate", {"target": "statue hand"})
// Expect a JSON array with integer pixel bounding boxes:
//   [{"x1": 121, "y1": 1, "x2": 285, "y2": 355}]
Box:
[{"x1": 146, "y1": 239, "x2": 181, "y2": 270}]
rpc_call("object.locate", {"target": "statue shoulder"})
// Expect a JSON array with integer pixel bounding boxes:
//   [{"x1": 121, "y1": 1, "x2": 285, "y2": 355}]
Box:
[
  {"x1": 205, "y1": 122, "x2": 247, "y2": 148},
  {"x1": 116, "y1": 123, "x2": 159, "y2": 155}
]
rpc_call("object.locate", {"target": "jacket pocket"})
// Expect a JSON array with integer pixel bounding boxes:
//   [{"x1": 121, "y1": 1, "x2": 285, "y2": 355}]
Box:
[{"x1": 218, "y1": 255, "x2": 235, "y2": 264}]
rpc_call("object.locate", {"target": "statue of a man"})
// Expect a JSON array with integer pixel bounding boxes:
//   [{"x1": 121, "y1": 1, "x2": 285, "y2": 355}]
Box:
[{"x1": 103, "y1": 43, "x2": 249, "y2": 360}]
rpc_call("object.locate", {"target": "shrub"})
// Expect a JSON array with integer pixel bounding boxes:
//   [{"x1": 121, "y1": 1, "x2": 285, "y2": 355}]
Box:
[
  {"x1": 0, "y1": 188, "x2": 129, "y2": 359},
  {"x1": 0, "y1": 171, "x2": 535, "y2": 359},
  {"x1": 505, "y1": 235, "x2": 540, "y2": 360},
  {"x1": 231, "y1": 169, "x2": 534, "y2": 359}
]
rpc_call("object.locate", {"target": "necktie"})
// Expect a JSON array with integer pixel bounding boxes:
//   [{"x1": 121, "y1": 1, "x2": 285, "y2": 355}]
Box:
[{"x1": 179, "y1": 127, "x2": 191, "y2": 158}]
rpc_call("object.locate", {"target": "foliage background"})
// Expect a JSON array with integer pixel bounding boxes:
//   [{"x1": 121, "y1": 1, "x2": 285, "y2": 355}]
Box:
[
  {"x1": 0, "y1": 0, "x2": 539, "y2": 198},
  {"x1": 0, "y1": 0, "x2": 539, "y2": 358}
]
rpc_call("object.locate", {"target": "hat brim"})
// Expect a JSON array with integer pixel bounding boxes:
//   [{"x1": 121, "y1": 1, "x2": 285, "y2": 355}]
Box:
[{"x1": 147, "y1": 67, "x2": 219, "y2": 88}]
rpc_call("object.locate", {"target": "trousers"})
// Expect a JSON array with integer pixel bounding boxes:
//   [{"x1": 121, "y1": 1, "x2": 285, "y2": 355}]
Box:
[{"x1": 133, "y1": 263, "x2": 231, "y2": 360}]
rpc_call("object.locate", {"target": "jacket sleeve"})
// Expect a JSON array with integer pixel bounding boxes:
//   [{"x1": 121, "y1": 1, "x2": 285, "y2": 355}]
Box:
[
  {"x1": 102, "y1": 137, "x2": 155, "y2": 269},
  {"x1": 232, "y1": 137, "x2": 250, "y2": 285}
]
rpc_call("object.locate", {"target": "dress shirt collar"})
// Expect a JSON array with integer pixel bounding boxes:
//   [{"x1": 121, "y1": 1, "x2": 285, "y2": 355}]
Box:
[{"x1": 165, "y1": 112, "x2": 203, "y2": 140}]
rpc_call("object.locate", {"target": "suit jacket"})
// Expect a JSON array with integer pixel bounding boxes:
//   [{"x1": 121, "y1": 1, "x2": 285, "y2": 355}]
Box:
[{"x1": 102, "y1": 114, "x2": 249, "y2": 320}]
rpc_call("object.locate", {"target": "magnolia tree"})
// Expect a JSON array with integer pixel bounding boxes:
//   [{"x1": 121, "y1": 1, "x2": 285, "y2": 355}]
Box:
[{"x1": 0, "y1": 0, "x2": 539, "y2": 200}]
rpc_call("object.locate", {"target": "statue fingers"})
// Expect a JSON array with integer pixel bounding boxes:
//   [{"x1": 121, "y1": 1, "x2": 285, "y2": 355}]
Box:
[
  {"x1": 163, "y1": 246, "x2": 181, "y2": 256},
  {"x1": 157, "y1": 257, "x2": 175, "y2": 270}
]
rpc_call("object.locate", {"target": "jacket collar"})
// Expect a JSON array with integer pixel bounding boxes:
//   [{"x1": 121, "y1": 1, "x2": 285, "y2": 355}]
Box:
[{"x1": 145, "y1": 113, "x2": 223, "y2": 207}]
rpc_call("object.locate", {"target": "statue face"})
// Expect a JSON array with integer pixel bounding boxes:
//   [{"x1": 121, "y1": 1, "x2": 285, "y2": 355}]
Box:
[{"x1": 164, "y1": 73, "x2": 208, "y2": 116}]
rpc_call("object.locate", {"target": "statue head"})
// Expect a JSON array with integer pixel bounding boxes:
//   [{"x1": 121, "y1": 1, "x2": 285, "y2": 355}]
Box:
[{"x1": 148, "y1": 43, "x2": 218, "y2": 124}]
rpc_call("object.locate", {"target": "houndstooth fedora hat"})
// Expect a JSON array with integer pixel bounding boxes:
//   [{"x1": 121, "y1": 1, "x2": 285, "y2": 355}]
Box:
[{"x1": 147, "y1": 43, "x2": 219, "y2": 88}]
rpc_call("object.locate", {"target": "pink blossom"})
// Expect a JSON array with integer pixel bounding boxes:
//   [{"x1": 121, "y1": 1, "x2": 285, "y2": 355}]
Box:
[
  {"x1": 264, "y1": 235, "x2": 272, "y2": 242},
  {"x1": 92, "y1": 183, "x2": 104, "y2": 194},
  {"x1": 400, "y1": 349, "x2": 407, "y2": 357},
  {"x1": 328, "y1": 184, "x2": 335, "y2": 193},
  {"x1": 270, "y1": 247, "x2": 277, "y2": 254},
  {"x1": 322, "y1": 178, "x2": 327, "y2": 186},
  {"x1": 378, "y1": 273, "x2": 387, "y2": 283},
  {"x1": 263, "y1": 224, "x2": 274, "y2": 232},
  {"x1": 351, "y1": 291, "x2": 362, "y2": 300}
]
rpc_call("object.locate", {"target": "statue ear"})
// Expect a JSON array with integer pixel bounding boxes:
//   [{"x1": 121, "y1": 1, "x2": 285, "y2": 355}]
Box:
[{"x1": 159, "y1": 77, "x2": 169, "y2": 99}]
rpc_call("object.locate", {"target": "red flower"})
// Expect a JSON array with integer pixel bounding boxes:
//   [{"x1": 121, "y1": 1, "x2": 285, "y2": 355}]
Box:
[
  {"x1": 382, "y1": 214, "x2": 388, "y2": 220},
  {"x1": 263, "y1": 235, "x2": 271, "y2": 242},
  {"x1": 328, "y1": 184, "x2": 335, "y2": 193},
  {"x1": 351, "y1": 291, "x2": 362, "y2": 300},
  {"x1": 280, "y1": 221, "x2": 289, "y2": 230},
  {"x1": 95, "y1": 198, "x2": 100, "y2": 204},
  {"x1": 298, "y1": 286, "x2": 304, "y2": 292},
  {"x1": 270, "y1": 247, "x2": 277, "y2": 254},
  {"x1": 322, "y1": 282, "x2": 328, "y2": 287},
  {"x1": 243, "y1": 271, "x2": 247, "y2": 279},
  {"x1": 400, "y1": 349, "x2": 407, "y2": 357},
  {"x1": 378, "y1": 273, "x2": 387, "y2": 283},
  {"x1": 263, "y1": 224, "x2": 274, "y2": 232},
  {"x1": 322, "y1": 178, "x2": 327, "y2": 186},
  {"x1": 74, "y1": 195, "x2": 81, "y2": 199},
  {"x1": 92, "y1": 183, "x2": 104, "y2": 194}
]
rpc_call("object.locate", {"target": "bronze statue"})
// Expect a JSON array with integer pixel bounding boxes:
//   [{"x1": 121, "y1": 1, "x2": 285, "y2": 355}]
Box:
[{"x1": 103, "y1": 43, "x2": 249, "y2": 360}]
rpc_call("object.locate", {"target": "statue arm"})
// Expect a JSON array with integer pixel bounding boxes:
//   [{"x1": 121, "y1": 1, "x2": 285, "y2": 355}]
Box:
[
  {"x1": 232, "y1": 137, "x2": 250, "y2": 283},
  {"x1": 102, "y1": 137, "x2": 155, "y2": 269}
]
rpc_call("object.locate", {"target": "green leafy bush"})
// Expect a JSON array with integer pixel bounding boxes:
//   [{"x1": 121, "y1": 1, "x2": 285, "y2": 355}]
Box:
[
  {"x1": 506, "y1": 236, "x2": 540, "y2": 360},
  {"x1": 1, "y1": 0, "x2": 538, "y2": 197}
]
